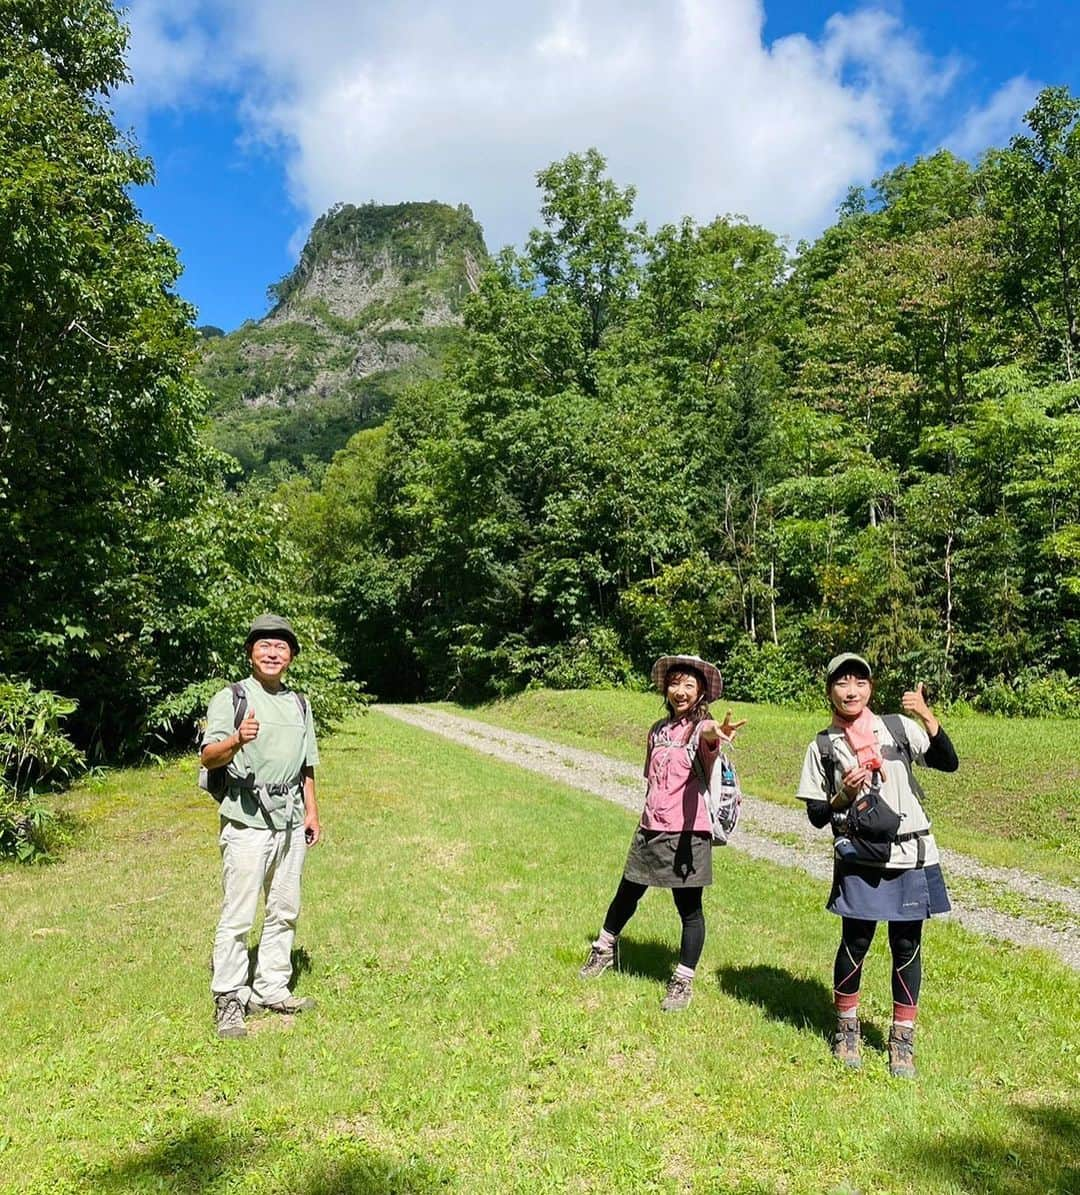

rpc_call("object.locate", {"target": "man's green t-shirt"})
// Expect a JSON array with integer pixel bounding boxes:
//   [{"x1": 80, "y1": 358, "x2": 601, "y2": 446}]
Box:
[{"x1": 204, "y1": 676, "x2": 319, "y2": 830}]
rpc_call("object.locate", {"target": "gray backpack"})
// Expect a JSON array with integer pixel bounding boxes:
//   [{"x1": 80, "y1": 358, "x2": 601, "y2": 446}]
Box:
[{"x1": 688, "y1": 727, "x2": 742, "y2": 846}]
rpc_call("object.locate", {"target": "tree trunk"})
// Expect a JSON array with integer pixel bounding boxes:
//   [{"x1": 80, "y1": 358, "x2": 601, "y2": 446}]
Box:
[
  {"x1": 943, "y1": 532, "x2": 954, "y2": 674},
  {"x1": 1056, "y1": 207, "x2": 1078, "y2": 381}
]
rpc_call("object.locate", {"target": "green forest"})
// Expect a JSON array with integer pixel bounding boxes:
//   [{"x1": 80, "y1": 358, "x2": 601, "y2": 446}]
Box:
[{"x1": 1, "y1": 2, "x2": 1078, "y2": 855}]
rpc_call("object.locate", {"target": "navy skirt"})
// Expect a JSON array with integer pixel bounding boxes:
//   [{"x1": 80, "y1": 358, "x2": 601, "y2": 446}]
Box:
[{"x1": 827, "y1": 861, "x2": 951, "y2": 921}]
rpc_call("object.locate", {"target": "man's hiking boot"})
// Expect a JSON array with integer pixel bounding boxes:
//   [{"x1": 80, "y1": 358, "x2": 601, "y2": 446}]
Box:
[
  {"x1": 579, "y1": 942, "x2": 617, "y2": 980},
  {"x1": 888, "y1": 1024, "x2": 916, "y2": 1079},
  {"x1": 215, "y1": 992, "x2": 247, "y2": 1040},
  {"x1": 660, "y1": 974, "x2": 694, "y2": 1012},
  {"x1": 248, "y1": 994, "x2": 317, "y2": 1015},
  {"x1": 832, "y1": 1016, "x2": 861, "y2": 1069}
]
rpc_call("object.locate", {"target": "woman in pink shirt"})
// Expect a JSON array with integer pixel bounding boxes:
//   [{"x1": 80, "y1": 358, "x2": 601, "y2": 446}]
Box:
[{"x1": 579, "y1": 654, "x2": 745, "y2": 1011}]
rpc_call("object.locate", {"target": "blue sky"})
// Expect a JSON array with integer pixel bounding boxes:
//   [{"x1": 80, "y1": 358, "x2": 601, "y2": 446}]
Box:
[{"x1": 117, "y1": 1, "x2": 1079, "y2": 332}]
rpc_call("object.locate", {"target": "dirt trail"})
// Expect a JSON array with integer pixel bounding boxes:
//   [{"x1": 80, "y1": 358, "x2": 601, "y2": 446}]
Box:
[{"x1": 377, "y1": 704, "x2": 1080, "y2": 972}]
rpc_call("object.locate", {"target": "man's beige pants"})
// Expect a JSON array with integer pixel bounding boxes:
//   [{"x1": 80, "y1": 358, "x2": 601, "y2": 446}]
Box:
[{"x1": 211, "y1": 819, "x2": 307, "y2": 1006}]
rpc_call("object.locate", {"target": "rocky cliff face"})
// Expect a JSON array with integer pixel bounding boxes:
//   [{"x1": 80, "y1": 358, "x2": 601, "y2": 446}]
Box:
[
  {"x1": 266, "y1": 201, "x2": 485, "y2": 328},
  {"x1": 198, "y1": 201, "x2": 487, "y2": 473}
]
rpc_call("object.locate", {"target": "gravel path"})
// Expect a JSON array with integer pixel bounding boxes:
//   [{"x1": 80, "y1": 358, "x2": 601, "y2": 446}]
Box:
[{"x1": 378, "y1": 704, "x2": 1080, "y2": 972}]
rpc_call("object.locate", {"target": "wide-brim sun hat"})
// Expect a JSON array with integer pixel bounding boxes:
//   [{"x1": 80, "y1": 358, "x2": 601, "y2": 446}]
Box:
[
  {"x1": 650, "y1": 654, "x2": 723, "y2": 702},
  {"x1": 245, "y1": 613, "x2": 301, "y2": 656},
  {"x1": 825, "y1": 652, "x2": 871, "y2": 684}
]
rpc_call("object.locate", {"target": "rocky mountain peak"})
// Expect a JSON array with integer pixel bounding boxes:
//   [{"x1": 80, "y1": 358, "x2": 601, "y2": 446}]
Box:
[
  {"x1": 267, "y1": 200, "x2": 486, "y2": 325},
  {"x1": 198, "y1": 200, "x2": 489, "y2": 474}
]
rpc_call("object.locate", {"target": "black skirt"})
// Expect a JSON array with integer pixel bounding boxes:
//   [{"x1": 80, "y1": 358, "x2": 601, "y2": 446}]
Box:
[
  {"x1": 622, "y1": 827, "x2": 713, "y2": 888},
  {"x1": 827, "y1": 860, "x2": 951, "y2": 921}
]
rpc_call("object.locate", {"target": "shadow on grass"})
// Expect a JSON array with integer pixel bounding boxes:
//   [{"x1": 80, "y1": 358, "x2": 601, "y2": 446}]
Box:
[
  {"x1": 85, "y1": 1117, "x2": 452, "y2": 1193},
  {"x1": 617, "y1": 936, "x2": 680, "y2": 982},
  {"x1": 901, "y1": 1102, "x2": 1079, "y2": 1194},
  {"x1": 85, "y1": 1119, "x2": 261, "y2": 1192},
  {"x1": 208, "y1": 945, "x2": 316, "y2": 987},
  {"x1": 291, "y1": 944, "x2": 314, "y2": 987},
  {"x1": 226, "y1": 944, "x2": 314, "y2": 991},
  {"x1": 716, "y1": 963, "x2": 885, "y2": 1050}
]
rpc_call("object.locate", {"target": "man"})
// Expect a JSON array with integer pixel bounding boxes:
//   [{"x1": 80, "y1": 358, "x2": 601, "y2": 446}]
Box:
[{"x1": 201, "y1": 613, "x2": 321, "y2": 1039}]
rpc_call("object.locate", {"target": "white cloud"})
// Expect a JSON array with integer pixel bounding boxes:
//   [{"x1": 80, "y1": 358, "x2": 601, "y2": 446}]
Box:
[
  {"x1": 946, "y1": 75, "x2": 1041, "y2": 160},
  {"x1": 120, "y1": 1, "x2": 969, "y2": 254},
  {"x1": 819, "y1": 9, "x2": 961, "y2": 119},
  {"x1": 119, "y1": 1, "x2": 234, "y2": 114},
  {"x1": 535, "y1": 0, "x2": 589, "y2": 61}
]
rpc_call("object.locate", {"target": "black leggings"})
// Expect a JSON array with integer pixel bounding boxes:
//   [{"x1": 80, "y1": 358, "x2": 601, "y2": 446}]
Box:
[
  {"x1": 833, "y1": 917, "x2": 923, "y2": 1007},
  {"x1": 602, "y1": 878, "x2": 706, "y2": 969}
]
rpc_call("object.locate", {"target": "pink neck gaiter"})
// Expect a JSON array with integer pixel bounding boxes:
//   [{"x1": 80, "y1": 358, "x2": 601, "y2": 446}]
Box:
[{"x1": 834, "y1": 707, "x2": 884, "y2": 773}]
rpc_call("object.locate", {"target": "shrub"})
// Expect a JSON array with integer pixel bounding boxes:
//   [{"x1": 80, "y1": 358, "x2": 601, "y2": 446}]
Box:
[
  {"x1": 620, "y1": 555, "x2": 742, "y2": 666},
  {"x1": 444, "y1": 626, "x2": 645, "y2": 701},
  {"x1": 539, "y1": 626, "x2": 643, "y2": 691},
  {"x1": 0, "y1": 678, "x2": 84, "y2": 861},
  {"x1": 141, "y1": 487, "x2": 368, "y2": 752},
  {"x1": 720, "y1": 639, "x2": 820, "y2": 707},
  {"x1": 973, "y1": 669, "x2": 1080, "y2": 718}
]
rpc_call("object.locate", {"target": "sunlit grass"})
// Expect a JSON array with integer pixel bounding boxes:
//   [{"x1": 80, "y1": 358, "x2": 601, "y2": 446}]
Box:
[{"x1": 0, "y1": 710, "x2": 1076, "y2": 1193}]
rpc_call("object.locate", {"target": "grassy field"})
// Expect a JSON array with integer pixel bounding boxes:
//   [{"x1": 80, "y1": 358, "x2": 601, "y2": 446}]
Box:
[
  {"x1": 1, "y1": 709, "x2": 1077, "y2": 1193},
  {"x1": 439, "y1": 690, "x2": 1080, "y2": 887}
]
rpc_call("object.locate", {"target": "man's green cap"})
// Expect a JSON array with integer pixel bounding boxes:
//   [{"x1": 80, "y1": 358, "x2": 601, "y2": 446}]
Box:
[
  {"x1": 245, "y1": 613, "x2": 300, "y2": 656},
  {"x1": 825, "y1": 652, "x2": 872, "y2": 684}
]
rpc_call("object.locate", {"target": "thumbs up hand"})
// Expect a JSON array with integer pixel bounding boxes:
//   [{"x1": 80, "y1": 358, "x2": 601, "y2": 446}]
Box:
[
  {"x1": 237, "y1": 706, "x2": 260, "y2": 746},
  {"x1": 901, "y1": 682, "x2": 933, "y2": 723}
]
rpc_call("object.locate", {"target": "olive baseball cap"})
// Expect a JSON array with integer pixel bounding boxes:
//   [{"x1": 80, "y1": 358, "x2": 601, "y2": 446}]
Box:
[
  {"x1": 825, "y1": 652, "x2": 871, "y2": 684},
  {"x1": 245, "y1": 613, "x2": 300, "y2": 656}
]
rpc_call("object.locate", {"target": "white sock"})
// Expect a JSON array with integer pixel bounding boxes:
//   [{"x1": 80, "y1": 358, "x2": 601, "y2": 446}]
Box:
[
  {"x1": 594, "y1": 929, "x2": 617, "y2": 951},
  {"x1": 674, "y1": 963, "x2": 695, "y2": 981},
  {"x1": 893, "y1": 1018, "x2": 915, "y2": 1029}
]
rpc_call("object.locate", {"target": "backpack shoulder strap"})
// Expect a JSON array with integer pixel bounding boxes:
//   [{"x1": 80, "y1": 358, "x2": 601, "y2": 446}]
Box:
[
  {"x1": 815, "y1": 730, "x2": 837, "y2": 799},
  {"x1": 687, "y1": 725, "x2": 708, "y2": 790},
  {"x1": 644, "y1": 718, "x2": 667, "y2": 770},
  {"x1": 230, "y1": 682, "x2": 248, "y2": 728},
  {"x1": 647, "y1": 718, "x2": 668, "y2": 744},
  {"x1": 292, "y1": 691, "x2": 311, "y2": 788},
  {"x1": 881, "y1": 714, "x2": 926, "y2": 800},
  {"x1": 881, "y1": 714, "x2": 909, "y2": 758},
  {"x1": 687, "y1": 724, "x2": 732, "y2": 793}
]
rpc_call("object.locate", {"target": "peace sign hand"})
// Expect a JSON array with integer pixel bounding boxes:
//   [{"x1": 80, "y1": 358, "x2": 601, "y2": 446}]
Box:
[{"x1": 717, "y1": 708, "x2": 747, "y2": 741}]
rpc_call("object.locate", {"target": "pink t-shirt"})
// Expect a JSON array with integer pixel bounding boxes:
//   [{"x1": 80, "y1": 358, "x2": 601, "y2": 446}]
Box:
[{"x1": 640, "y1": 717, "x2": 718, "y2": 833}]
